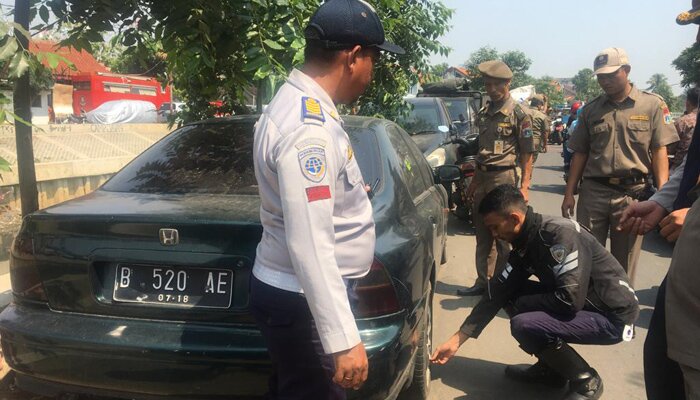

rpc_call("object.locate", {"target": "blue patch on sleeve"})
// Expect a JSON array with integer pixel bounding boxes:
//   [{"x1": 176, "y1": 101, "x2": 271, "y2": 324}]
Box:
[{"x1": 301, "y1": 96, "x2": 325, "y2": 123}]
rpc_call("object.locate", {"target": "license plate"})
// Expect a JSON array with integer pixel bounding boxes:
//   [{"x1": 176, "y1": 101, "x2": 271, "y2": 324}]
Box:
[{"x1": 113, "y1": 264, "x2": 233, "y2": 309}]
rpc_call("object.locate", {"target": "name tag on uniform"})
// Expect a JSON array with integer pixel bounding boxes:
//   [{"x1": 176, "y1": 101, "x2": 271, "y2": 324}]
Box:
[{"x1": 494, "y1": 140, "x2": 504, "y2": 155}]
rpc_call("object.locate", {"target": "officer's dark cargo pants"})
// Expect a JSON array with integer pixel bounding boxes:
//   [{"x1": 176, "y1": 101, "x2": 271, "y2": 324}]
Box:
[
  {"x1": 250, "y1": 275, "x2": 346, "y2": 400},
  {"x1": 507, "y1": 281, "x2": 624, "y2": 355}
]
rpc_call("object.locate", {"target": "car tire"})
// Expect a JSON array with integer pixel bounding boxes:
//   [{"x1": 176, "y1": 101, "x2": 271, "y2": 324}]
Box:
[{"x1": 402, "y1": 283, "x2": 433, "y2": 400}]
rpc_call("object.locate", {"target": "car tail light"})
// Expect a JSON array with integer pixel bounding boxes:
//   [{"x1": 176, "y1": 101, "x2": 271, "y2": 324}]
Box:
[
  {"x1": 10, "y1": 234, "x2": 47, "y2": 302},
  {"x1": 351, "y1": 258, "x2": 400, "y2": 318}
]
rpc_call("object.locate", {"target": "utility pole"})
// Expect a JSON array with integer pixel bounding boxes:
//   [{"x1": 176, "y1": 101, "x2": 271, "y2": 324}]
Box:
[{"x1": 13, "y1": 0, "x2": 39, "y2": 215}]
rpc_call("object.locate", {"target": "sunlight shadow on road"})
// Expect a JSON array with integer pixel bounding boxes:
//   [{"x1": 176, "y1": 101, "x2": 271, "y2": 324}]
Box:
[{"x1": 431, "y1": 355, "x2": 565, "y2": 400}]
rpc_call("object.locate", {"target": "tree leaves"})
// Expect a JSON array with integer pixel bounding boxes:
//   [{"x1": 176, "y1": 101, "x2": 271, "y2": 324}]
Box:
[
  {"x1": 31, "y1": 0, "x2": 454, "y2": 122},
  {"x1": 0, "y1": 37, "x2": 18, "y2": 62},
  {"x1": 9, "y1": 51, "x2": 30, "y2": 79}
]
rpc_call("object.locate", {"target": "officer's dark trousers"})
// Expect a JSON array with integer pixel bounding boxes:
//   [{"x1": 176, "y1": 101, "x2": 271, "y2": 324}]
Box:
[
  {"x1": 644, "y1": 276, "x2": 686, "y2": 400},
  {"x1": 250, "y1": 275, "x2": 346, "y2": 400},
  {"x1": 508, "y1": 281, "x2": 623, "y2": 355}
]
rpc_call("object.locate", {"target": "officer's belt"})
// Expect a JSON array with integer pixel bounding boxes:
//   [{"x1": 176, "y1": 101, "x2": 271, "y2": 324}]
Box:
[
  {"x1": 477, "y1": 163, "x2": 515, "y2": 172},
  {"x1": 585, "y1": 175, "x2": 646, "y2": 187}
]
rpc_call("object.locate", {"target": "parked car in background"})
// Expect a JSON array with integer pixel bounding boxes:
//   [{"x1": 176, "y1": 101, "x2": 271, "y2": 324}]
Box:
[
  {"x1": 418, "y1": 79, "x2": 483, "y2": 136},
  {"x1": 156, "y1": 101, "x2": 185, "y2": 123},
  {"x1": 0, "y1": 115, "x2": 458, "y2": 400},
  {"x1": 398, "y1": 96, "x2": 459, "y2": 169}
]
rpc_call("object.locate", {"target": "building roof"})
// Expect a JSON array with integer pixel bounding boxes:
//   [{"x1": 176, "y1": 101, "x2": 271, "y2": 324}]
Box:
[{"x1": 29, "y1": 40, "x2": 110, "y2": 78}]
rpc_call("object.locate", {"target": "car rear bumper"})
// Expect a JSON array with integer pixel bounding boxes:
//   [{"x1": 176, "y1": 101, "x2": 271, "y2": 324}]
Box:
[{"x1": 0, "y1": 302, "x2": 411, "y2": 399}]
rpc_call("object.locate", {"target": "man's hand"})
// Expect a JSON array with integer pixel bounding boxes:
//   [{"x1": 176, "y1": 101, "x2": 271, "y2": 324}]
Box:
[
  {"x1": 561, "y1": 193, "x2": 576, "y2": 218},
  {"x1": 659, "y1": 208, "x2": 690, "y2": 242},
  {"x1": 520, "y1": 186, "x2": 529, "y2": 203},
  {"x1": 332, "y1": 342, "x2": 368, "y2": 390},
  {"x1": 542, "y1": 145, "x2": 548, "y2": 153},
  {"x1": 617, "y1": 201, "x2": 667, "y2": 235},
  {"x1": 430, "y1": 331, "x2": 468, "y2": 365}
]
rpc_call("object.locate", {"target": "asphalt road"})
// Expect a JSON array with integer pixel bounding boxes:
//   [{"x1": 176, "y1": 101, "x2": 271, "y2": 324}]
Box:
[{"x1": 0, "y1": 146, "x2": 673, "y2": 400}]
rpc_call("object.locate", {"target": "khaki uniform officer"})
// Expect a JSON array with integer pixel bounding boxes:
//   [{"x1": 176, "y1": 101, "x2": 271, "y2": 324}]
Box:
[
  {"x1": 457, "y1": 60, "x2": 536, "y2": 296},
  {"x1": 563, "y1": 48, "x2": 678, "y2": 285},
  {"x1": 526, "y1": 96, "x2": 551, "y2": 166}
]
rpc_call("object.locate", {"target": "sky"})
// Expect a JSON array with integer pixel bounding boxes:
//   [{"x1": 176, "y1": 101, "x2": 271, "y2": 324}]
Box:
[{"x1": 429, "y1": 0, "x2": 697, "y2": 95}]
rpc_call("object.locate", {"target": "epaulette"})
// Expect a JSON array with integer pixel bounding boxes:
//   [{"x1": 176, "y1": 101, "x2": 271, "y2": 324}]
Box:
[
  {"x1": 513, "y1": 103, "x2": 526, "y2": 120},
  {"x1": 301, "y1": 96, "x2": 325, "y2": 124},
  {"x1": 641, "y1": 90, "x2": 666, "y2": 103}
]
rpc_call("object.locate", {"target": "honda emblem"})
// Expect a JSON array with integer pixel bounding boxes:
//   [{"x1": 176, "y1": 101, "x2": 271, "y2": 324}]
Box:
[{"x1": 159, "y1": 228, "x2": 179, "y2": 246}]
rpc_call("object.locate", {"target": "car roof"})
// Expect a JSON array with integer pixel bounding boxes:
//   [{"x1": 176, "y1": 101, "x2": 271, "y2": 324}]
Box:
[
  {"x1": 404, "y1": 97, "x2": 440, "y2": 105},
  {"x1": 186, "y1": 114, "x2": 388, "y2": 129}
]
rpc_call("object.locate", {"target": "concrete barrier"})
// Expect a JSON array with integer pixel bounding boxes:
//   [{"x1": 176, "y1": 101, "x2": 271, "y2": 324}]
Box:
[{"x1": 0, "y1": 123, "x2": 173, "y2": 215}]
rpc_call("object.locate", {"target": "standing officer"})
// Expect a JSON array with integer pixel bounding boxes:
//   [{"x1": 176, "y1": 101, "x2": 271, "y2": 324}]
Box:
[
  {"x1": 251, "y1": 1, "x2": 404, "y2": 398},
  {"x1": 528, "y1": 96, "x2": 551, "y2": 164},
  {"x1": 561, "y1": 47, "x2": 678, "y2": 285},
  {"x1": 432, "y1": 184, "x2": 639, "y2": 400},
  {"x1": 457, "y1": 60, "x2": 536, "y2": 296}
]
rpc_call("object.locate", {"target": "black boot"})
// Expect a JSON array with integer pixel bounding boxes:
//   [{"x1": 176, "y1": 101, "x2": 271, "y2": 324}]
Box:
[
  {"x1": 537, "y1": 339, "x2": 604, "y2": 400},
  {"x1": 505, "y1": 360, "x2": 568, "y2": 388}
]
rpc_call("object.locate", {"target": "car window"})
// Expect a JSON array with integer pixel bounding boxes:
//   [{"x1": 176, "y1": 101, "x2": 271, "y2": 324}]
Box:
[
  {"x1": 443, "y1": 98, "x2": 469, "y2": 123},
  {"x1": 386, "y1": 125, "x2": 431, "y2": 198},
  {"x1": 103, "y1": 121, "x2": 259, "y2": 195},
  {"x1": 103, "y1": 120, "x2": 384, "y2": 196},
  {"x1": 397, "y1": 101, "x2": 441, "y2": 134},
  {"x1": 345, "y1": 127, "x2": 383, "y2": 191}
]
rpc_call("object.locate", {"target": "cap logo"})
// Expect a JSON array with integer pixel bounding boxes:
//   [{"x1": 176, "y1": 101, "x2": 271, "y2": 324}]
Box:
[
  {"x1": 594, "y1": 54, "x2": 609, "y2": 69},
  {"x1": 361, "y1": 11, "x2": 367, "y2": 17}
]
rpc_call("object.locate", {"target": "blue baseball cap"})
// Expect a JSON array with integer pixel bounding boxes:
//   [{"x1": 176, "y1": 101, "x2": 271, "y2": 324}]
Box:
[{"x1": 304, "y1": 0, "x2": 405, "y2": 55}]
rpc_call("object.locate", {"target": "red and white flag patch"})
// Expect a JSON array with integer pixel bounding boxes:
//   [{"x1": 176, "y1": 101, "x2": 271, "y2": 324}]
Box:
[{"x1": 306, "y1": 185, "x2": 331, "y2": 202}]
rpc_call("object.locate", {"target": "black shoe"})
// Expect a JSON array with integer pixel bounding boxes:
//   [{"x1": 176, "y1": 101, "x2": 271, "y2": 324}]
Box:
[
  {"x1": 536, "y1": 340, "x2": 603, "y2": 400},
  {"x1": 505, "y1": 361, "x2": 568, "y2": 388},
  {"x1": 563, "y1": 369, "x2": 603, "y2": 400},
  {"x1": 456, "y1": 285, "x2": 484, "y2": 296}
]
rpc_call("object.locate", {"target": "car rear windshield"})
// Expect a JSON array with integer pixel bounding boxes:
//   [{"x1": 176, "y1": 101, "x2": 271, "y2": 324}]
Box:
[
  {"x1": 103, "y1": 120, "x2": 382, "y2": 195},
  {"x1": 103, "y1": 121, "x2": 259, "y2": 195}
]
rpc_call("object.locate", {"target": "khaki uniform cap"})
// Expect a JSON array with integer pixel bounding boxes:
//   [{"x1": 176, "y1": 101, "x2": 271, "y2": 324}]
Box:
[
  {"x1": 478, "y1": 60, "x2": 513, "y2": 80},
  {"x1": 593, "y1": 47, "x2": 630, "y2": 75}
]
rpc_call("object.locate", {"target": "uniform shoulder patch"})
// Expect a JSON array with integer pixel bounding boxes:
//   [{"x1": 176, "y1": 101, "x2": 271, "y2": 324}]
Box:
[
  {"x1": 660, "y1": 102, "x2": 672, "y2": 125},
  {"x1": 298, "y1": 145, "x2": 327, "y2": 183},
  {"x1": 301, "y1": 96, "x2": 325, "y2": 123},
  {"x1": 550, "y1": 244, "x2": 568, "y2": 264}
]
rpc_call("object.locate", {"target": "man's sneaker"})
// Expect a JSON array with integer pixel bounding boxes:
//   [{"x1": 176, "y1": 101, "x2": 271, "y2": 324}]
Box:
[
  {"x1": 563, "y1": 369, "x2": 604, "y2": 400},
  {"x1": 505, "y1": 361, "x2": 568, "y2": 388}
]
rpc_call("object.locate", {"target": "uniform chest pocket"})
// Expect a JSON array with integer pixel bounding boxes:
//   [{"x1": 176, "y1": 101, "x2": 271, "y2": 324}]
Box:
[
  {"x1": 627, "y1": 120, "x2": 651, "y2": 144},
  {"x1": 344, "y1": 160, "x2": 364, "y2": 187},
  {"x1": 591, "y1": 122, "x2": 611, "y2": 153}
]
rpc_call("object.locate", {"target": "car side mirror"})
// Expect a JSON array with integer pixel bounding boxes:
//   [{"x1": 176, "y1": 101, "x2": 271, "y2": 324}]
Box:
[{"x1": 435, "y1": 165, "x2": 461, "y2": 184}]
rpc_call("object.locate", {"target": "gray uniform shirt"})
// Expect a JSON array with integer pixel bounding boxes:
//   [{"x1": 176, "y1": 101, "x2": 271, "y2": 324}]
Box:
[{"x1": 253, "y1": 69, "x2": 376, "y2": 354}]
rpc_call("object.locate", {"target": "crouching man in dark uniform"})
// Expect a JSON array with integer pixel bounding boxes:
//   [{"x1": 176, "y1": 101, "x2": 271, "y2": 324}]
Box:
[{"x1": 431, "y1": 184, "x2": 639, "y2": 400}]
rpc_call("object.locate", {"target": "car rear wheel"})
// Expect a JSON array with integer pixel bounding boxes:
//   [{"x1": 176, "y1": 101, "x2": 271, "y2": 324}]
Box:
[{"x1": 402, "y1": 283, "x2": 433, "y2": 399}]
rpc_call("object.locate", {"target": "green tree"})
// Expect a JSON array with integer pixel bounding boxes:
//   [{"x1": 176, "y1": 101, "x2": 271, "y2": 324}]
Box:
[
  {"x1": 463, "y1": 46, "x2": 533, "y2": 90},
  {"x1": 571, "y1": 68, "x2": 602, "y2": 102},
  {"x1": 31, "y1": 0, "x2": 453, "y2": 122},
  {"x1": 646, "y1": 73, "x2": 681, "y2": 111},
  {"x1": 533, "y1": 75, "x2": 565, "y2": 107},
  {"x1": 672, "y1": 43, "x2": 700, "y2": 88}
]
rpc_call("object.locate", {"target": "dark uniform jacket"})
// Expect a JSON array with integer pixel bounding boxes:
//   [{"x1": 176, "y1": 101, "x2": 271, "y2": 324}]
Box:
[{"x1": 460, "y1": 208, "x2": 640, "y2": 338}]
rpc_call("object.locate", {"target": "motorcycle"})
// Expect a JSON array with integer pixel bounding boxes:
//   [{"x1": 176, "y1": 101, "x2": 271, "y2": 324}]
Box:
[{"x1": 448, "y1": 133, "x2": 479, "y2": 226}]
